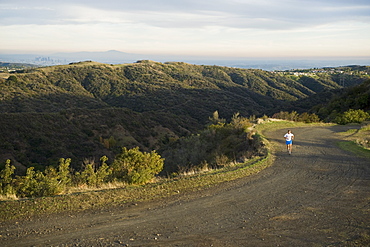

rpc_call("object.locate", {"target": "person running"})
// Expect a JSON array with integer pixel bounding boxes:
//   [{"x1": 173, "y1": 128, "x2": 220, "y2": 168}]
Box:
[{"x1": 284, "y1": 130, "x2": 294, "y2": 155}]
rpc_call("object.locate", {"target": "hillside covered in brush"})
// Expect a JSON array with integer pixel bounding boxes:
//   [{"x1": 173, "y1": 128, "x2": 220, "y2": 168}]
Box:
[
  {"x1": 3, "y1": 61, "x2": 367, "y2": 117},
  {"x1": 0, "y1": 61, "x2": 368, "y2": 171}
]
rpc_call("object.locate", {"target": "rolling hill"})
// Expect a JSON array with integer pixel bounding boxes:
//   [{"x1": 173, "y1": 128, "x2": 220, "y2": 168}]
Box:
[{"x1": 0, "y1": 60, "x2": 368, "y2": 171}]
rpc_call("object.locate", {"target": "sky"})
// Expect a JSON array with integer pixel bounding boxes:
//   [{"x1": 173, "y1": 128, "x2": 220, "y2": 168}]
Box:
[{"x1": 1, "y1": 0, "x2": 370, "y2": 58}]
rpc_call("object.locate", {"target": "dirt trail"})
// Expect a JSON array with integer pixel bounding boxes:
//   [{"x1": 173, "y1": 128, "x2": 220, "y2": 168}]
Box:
[{"x1": 1, "y1": 126, "x2": 369, "y2": 246}]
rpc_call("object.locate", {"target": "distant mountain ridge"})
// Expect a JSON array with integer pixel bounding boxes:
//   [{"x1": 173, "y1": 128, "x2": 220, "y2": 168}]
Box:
[
  {"x1": 1, "y1": 51, "x2": 370, "y2": 70},
  {"x1": 51, "y1": 50, "x2": 143, "y2": 64},
  {"x1": 0, "y1": 50, "x2": 142, "y2": 66}
]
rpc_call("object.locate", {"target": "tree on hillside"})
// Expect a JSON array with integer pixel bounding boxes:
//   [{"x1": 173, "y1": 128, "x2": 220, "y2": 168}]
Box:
[{"x1": 6, "y1": 75, "x2": 18, "y2": 84}]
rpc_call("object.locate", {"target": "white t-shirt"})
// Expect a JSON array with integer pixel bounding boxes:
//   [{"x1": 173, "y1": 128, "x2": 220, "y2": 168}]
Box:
[{"x1": 284, "y1": 133, "x2": 294, "y2": 141}]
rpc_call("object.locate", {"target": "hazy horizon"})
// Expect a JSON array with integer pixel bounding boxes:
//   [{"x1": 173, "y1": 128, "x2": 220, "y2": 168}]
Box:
[
  {"x1": 1, "y1": 49, "x2": 370, "y2": 60},
  {"x1": 1, "y1": 50, "x2": 370, "y2": 71}
]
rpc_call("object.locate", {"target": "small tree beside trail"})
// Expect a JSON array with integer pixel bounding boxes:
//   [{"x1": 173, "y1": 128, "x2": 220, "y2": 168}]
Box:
[
  {"x1": 112, "y1": 147, "x2": 164, "y2": 184},
  {"x1": 0, "y1": 160, "x2": 16, "y2": 197},
  {"x1": 57, "y1": 158, "x2": 72, "y2": 189},
  {"x1": 74, "y1": 156, "x2": 112, "y2": 187}
]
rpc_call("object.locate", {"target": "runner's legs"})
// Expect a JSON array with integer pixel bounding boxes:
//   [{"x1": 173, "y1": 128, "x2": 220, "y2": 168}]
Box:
[{"x1": 286, "y1": 143, "x2": 293, "y2": 154}]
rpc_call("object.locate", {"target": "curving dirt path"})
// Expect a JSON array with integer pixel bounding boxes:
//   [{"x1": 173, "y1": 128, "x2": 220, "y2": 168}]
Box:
[{"x1": 1, "y1": 126, "x2": 369, "y2": 246}]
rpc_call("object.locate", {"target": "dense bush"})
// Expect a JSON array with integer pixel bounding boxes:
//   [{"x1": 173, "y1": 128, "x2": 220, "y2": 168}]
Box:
[
  {"x1": 335, "y1": 109, "x2": 370, "y2": 125},
  {"x1": 297, "y1": 112, "x2": 321, "y2": 123},
  {"x1": 0, "y1": 159, "x2": 72, "y2": 198},
  {"x1": 15, "y1": 166, "x2": 63, "y2": 198},
  {"x1": 112, "y1": 147, "x2": 164, "y2": 184},
  {"x1": 0, "y1": 150, "x2": 163, "y2": 198},
  {"x1": 160, "y1": 113, "x2": 256, "y2": 174}
]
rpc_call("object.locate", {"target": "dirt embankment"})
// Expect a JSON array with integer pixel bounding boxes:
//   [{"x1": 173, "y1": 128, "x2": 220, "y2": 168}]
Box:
[{"x1": 0, "y1": 125, "x2": 369, "y2": 246}]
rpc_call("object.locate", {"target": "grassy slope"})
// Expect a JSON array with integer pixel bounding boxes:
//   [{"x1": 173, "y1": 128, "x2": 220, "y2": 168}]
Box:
[
  {"x1": 337, "y1": 141, "x2": 370, "y2": 159},
  {"x1": 336, "y1": 123, "x2": 370, "y2": 159}
]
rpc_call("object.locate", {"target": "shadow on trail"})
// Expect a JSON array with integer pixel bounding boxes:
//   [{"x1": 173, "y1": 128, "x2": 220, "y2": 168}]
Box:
[{"x1": 327, "y1": 124, "x2": 361, "y2": 134}]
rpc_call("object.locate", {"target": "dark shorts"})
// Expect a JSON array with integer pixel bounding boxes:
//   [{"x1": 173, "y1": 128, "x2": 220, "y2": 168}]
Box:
[{"x1": 286, "y1": 140, "x2": 292, "y2": 145}]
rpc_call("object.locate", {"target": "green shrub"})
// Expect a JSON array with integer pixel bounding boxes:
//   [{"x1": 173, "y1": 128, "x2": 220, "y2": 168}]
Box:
[
  {"x1": 0, "y1": 160, "x2": 16, "y2": 196},
  {"x1": 57, "y1": 158, "x2": 72, "y2": 188},
  {"x1": 75, "y1": 163, "x2": 96, "y2": 187},
  {"x1": 74, "y1": 156, "x2": 112, "y2": 187},
  {"x1": 335, "y1": 109, "x2": 370, "y2": 124},
  {"x1": 95, "y1": 156, "x2": 112, "y2": 186},
  {"x1": 112, "y1": 147, "x2": 164, "y2": 184},
  {"x1": 0, "y1": 159, "x2": 72, "y2": 198},
  {"x1": 298, "y1": 112, "x2": 320, "y2": 123},
  {"x1": 14, "y1": 158, "x2": 72, "y2": 198},
  {"x1": 15, "y1": 167, "x2": 63, "y2": 197},
  {"x1": 230, "y1": 112, "x2": 253, "y2": 131}
]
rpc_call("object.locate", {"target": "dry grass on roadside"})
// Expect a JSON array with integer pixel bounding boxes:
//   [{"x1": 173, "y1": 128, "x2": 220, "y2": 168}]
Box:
[
  {"x1": 336, "y1": 123, "x2": 370, "y2": 157},
  {"x1": 336, "y1": 141, "x2": 370, "y2": 160},
  {"x1": 66, "y1": 181, "x2": 128, "y2": 194}
]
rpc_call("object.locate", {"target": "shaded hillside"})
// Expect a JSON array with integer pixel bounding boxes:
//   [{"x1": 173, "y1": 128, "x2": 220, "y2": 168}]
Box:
[
  {"x1": 1, "y1": 61, "x2": 365, "y2": 119},
  {"x1": 311, "y1": 79, "x2": 370, "y2": 122},
  {"x1": 284, "y1": 78, "x2": 370, "y2": 123},
  {"x1": 0, "y1": 61, "x2": 368, "y2": 169},
  {"x1": 0, "y1": 108, "x2": 197, "y2": 172}
]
